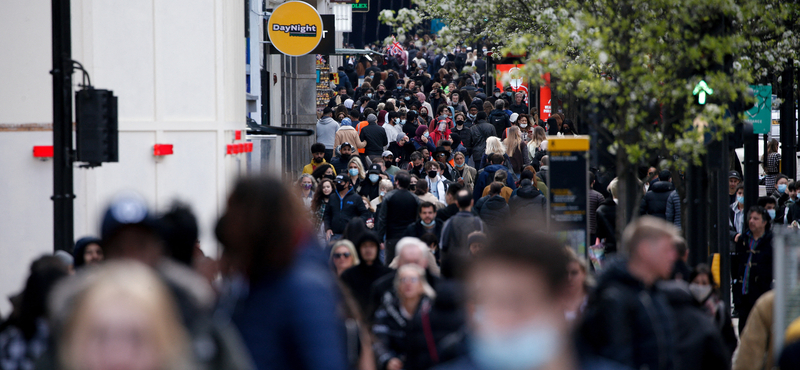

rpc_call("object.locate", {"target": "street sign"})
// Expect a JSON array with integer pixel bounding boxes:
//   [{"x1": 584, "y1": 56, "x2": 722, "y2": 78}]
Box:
[
  {"x1": 267, "y1": 1, "x2": 323, "y2": 57},
  {"x1": 746, "y1": 85, "x2": 772, "y2": 134},
  {"x1": 547, "y1": 136, "x2": 590, "y2": 257},
  {"x1": 312, "y1": 15, "x2": 335, "y2": 55},
  {"x1": 693, "y1": 80, "x2": 714, "y2": 105},
  {"x1": 352, "y1": 0, "x2": 369, "y2": 13}
]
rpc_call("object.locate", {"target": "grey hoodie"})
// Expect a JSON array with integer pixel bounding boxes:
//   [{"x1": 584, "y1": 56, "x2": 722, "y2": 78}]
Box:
[{"x1": 316, "y1": 116, "x2": 339, "y2": 149}]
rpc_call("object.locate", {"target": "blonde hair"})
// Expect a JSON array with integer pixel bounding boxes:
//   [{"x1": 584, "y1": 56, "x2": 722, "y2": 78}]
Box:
[
  {"x1": 622, "y1": 216, "x2": 679, "y2": 257},
  {"x1": 53, "y1": 261, "x2": 193, "y2": 370},
  {"x1": 565, "y1": 247, "x2": 595, "y2": 289},
  {"x1": 394, "y1": 264, "x2": 436, "y2": 300},
  {"x1": 607, "y1": 177, "x2": 619, "y2": 199},
  {"x1": 331, "y1": 239, "x2": 361, "y2": 265},
  {"x1": 379, "y1": 179, "x2": 394, "y2": 193},
  {"x1": 347, "y1": 157, "x2": 365, "y2": 179},
  {"x1": 484, "y1": 137, "x2": 507, "y2": 156},
  {"x1": 504, "y1": 126, "x2": 522, "y2": 158}
]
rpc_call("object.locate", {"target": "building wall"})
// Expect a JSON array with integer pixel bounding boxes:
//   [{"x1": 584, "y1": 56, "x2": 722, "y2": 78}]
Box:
[{"x1": 0, "y1": 0, "x2": 245, "y2": 315}]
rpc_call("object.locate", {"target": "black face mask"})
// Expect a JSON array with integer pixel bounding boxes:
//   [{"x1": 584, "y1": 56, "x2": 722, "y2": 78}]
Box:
[
  {"x1": 385, "y1": 160, "x2": 393, "y2": 168},
  {"x1": 340, "y1": 153, "x2": 351, "y2": 161},
  {"x1": 324, "y1": 174, "x2": 336, "y2": 180},
  {"x1": 313, "y1": 157, "x2": 323, "y2": 163},
  {"x1": 409, "y1": 184, "x2": 416, "y2": 191},
  {"x1": 428, "y1": 170, "x2": 438, "y2": 178},
  {"x1": 335, "y1": 182, "x2": 347, "y2": 192},
  {"x1": 456, "y1": 120, "x2": 464, "y2": 126}
]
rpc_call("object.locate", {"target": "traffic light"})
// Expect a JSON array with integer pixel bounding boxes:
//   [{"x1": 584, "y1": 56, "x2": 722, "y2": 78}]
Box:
[{"x1": 75, "y1": 88, "x2": 118, "y2": 166}]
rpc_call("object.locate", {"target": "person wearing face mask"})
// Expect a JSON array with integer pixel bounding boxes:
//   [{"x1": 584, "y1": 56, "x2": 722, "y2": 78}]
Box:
[
  {"x1": 430, "y1": 117, "x2": 452, "y2": 149},
  {"x1": 403, "y1": 110, "x2": 421, "y2": 138},
  {"x1": 296, "y1": 174, "x2": 317, "y2": 209},
  {"x1": 324, "y1": 175, "x2": 369, "y2": 241},
  {"x1": 452, "y1": 114, "x2": 473, "y2": 155},
  {"x1": 771, "y1": 174, "x2": 790, "y2": 209},
  {"x1": 370, "y1": 179, "x2": 395, "y2": 212},
  {"x1": 404, "y1": 201, "x2": 444, "y2": 240},
  {"x1": 435, "y1": 223, "x2": 626, "y2": 370},
  {"x1": 757, "y1": 196, "x2": 779, "y2": 225},
  {"x1": 508, "y1": 92, "x2": 529, "y2": 115},
  {"x1": 359, "y1": 164, "x2": 386, "y2": 200},
  {"x1": 389, "y1": 133, "x2": 414, "y2": 168},
  {"x1": 412, "y1": 125, "x2": 436, "y2": 153},
  {"x1": 487, "y1": 87, "x2": 503, "y2": 106},
  {"x1": 688, "y1": 264, "x2": 738, "y2": 356},
  {"x1": 729, "y1": 184, "x2": 746, "y2": 242},
  {"x1": 382, "y1": 151, "x2": 401, "y2": 176},
  {"x1": 303, "y1": 143, "x2": 334, "y2": 175},
  {"x1": 384, "y1": 111, "x2": 402, "y2": 146},
  {"x1": 465, "y1": 105, "x2": 479, "y2": 126}
]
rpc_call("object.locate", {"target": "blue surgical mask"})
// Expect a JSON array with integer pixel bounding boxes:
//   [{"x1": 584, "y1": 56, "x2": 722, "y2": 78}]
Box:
[
  {"x1": 400, "y1": 119, "x2": 406, "y2": 125},
  {"x1": 778, "y1": 184, "x2": 787, "y2": 194},
  {"x1": 768, "y1": 209, "x2": 776, "y2": 220},
  {"x1": 349, "y1": 168, "x2": 359, "y2": 177},
  {"x1": 421, "y1": 219, "x2": 436, "y2": 227},
  {"x1": 380, "y1": 191, "x2": 386, "y2": 197},
  {"x1": 369, "y1": 174, "x2": 380, "y2": 183},
  {"x1": 737, "y1": 196, "x2": 744, "y2": 205},
  {"x1": 423, "y1": 132, "x2": 430, "y2": 138},
  {"x1": 469, "y1": 316, "x2": 560, "y2": 370},
  {"x1": 367, "y1": 93, "x2": 373, "y2": 98},
  {"x1": 455, "y1": 163, "x2": 464, "y2": 168},
  {"x1": 397, "y1": 85, "x2": 403, "y2": 90},
  {"x1": 405, "y1": 96, "x2": 411, "y2": 101}
]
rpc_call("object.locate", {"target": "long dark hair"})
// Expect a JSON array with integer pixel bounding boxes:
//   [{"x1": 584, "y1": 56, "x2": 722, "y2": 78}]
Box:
[
  {"x1": 0, "y1": 256, "x2": 68, "y2": 340},
  {"x1": 312, "y1": 178, "x2": 335, "y2": 211},
  {"x1": 216, "y1": 177, "x2": 308, "y2": 281},
  {"x1": 311, "y1": 163, "x2": 334, "y2": 182}
]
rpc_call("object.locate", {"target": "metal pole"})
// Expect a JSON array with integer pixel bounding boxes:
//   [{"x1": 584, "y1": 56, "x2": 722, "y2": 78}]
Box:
[
  {"x1": 780, "y1": 62, "x2": 796, "y2": 179},
  {"x1": 743, "y1": 124, "x2": 759, "y2": 226},
  {"x1": 52, "y1": 0, "x2": 74, "y2": 252},
  {"x1": 717, "y1": 132, "x2": 731, "y2": 308}
]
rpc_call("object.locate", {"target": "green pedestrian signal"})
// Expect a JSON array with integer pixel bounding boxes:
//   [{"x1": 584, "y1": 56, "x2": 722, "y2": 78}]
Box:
[{"x1": 692, "y1": 80, "x2": 713, "y2": 105}]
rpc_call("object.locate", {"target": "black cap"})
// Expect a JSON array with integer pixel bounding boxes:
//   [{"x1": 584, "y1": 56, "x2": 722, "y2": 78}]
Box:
[
  {"x1": 334, "y1": 174, "x2": 347, "y2": 183},
  {"x1": 729, "y1": 171, "x2": 742, "y2": 181},
  {"x1": 101, "y1": 192, "x2": 160, "y2": 242},
  {"x1": 434, "y1": 146, "x2": 450, "y2": 157},
  {"x1": 368, "y1": 163, "x2": 383, "y2": 174},
  {"x1": 341, "y1": 142, "x2": 352, "y2": 149},
  {"x1": 494, "y1": 87, "x2": 501, "y2": 92}
]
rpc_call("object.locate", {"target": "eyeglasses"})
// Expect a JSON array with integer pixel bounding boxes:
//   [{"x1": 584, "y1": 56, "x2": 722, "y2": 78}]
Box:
[
  {"x1": 400, "y1": 277, "x2": 420, "y2": 284},
  {"x1": 333, "y1": 252, "x2": 351, "y2": 259}
]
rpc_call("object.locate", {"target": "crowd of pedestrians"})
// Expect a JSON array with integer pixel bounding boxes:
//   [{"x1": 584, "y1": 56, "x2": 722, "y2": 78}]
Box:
[{"x1": 4, "y1": 35, "x2": 800, "y2": 370}]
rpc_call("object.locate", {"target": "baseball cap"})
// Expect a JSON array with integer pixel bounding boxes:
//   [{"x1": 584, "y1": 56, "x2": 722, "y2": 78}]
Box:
[
  {"x1": 334, "y1": 174, "x2": 347, "y2": 183},
  {"x1": 729, "y1": 171, "x2": 742, "y2": 181},
  {"x1": 382, "y1": 150, "x2": 394, "y2": 158},
  {"x1": 101, "y1": 191, "x2": 160, "y2": 241},
  {"x1": 341, "y1": 142, "x2": 352, "y2": 149},
  {"x1": 368, "y1": 164, "x2": 383, "y2": 174}
]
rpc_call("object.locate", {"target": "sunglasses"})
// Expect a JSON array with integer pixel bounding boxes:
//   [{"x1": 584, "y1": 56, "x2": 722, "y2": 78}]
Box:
[{"x1": 333, "y1": 252, "x2": 351, "y2": 259}]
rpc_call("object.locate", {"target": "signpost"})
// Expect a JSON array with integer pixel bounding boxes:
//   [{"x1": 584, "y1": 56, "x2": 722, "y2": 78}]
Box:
[
  {"x1": 547, "y1": 136, "x2": 590, "y2": 257},
  {"x1": 746, "y1": 85, "x2": 772, "y2": 135}
]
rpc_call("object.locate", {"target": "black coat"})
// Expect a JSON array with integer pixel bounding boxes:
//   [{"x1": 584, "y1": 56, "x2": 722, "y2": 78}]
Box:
[
  {"x1": 487, "y1": 110, "x2": 510, "y2": 139},
  {"x1": 436, "y1": 204, "x2": 459, "y2": 223},
  {"x1": 360, "y1": 177, "x2": 382, "y2": 200},
  {"x1": 452, "y1": 125, "x2": 473, "y2": 152},
  {"x1": 360, "y1": 123, "x2": 389, "y2": 156},
  {"x1": 640, "y1": 181, "x2": 674, "y2": 219},
  {"x1": 508, "y1": 103, "x2": 529, "y2": 115},
  {"x1": 733, "y1": 230, "x2": 773, "y2": 301},
  {"x1": 324, "y1": 188, "x2": 368, "y2": 234},
  {"x1": 404, "y1": 219, "x2": 444, "y2": 240},
  {"x1": 340, "y1": 262, "x2": 393, "y2": 315},
  {"x1": 468, "y1": 120, "x2": 496, "y2": 163},
  {"x1": 658, "y1": 281, "x2": 731, "y2": 370},
  {"x1": 389, "y1": 141, "x2": 415, "y2": 168},
  {"x1": 473, "y1": 195, "x2": 509, "y2": 232},
  {"x1": 376, "y1": 189, "x2": 420, "y2": 241},
  {"x1": 596, "y1": 197, "x2": 617, "y2": 253},
  {"x1": 578, "y1": 260, "x2": 676, "y2": 370},
  {"x1": 508, "y1": 185, "x2": 546, "y2": 225}
]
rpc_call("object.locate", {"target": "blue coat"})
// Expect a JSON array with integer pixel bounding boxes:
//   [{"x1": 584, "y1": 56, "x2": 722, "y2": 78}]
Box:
[
  {"x1": 232, "y1": 245, "x2": 348, "y2": 370},
  {"x1": 472, "y1": 164, "x2": 517, "y2": 201}
]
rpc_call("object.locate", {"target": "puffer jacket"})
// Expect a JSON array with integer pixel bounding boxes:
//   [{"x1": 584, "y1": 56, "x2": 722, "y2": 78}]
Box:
[
  {"x1": 577, "y1": 260, "x2": 676, "y2": 370},
  {"x1": 658, "y1": 280, "x2": 731, "y2": 370},
  {"x1": 665, "y1": 190, "x2": 681, "y2": 230},
  {"x1": 471, "y1": 164, "x2": 516, "y2": 201},
  {"x1": 473, "y1": 195, "x2": 509, "y2": 232},
  {"x1": 596, "y1": 197, "x2": 617, "y2": 253},
  {"x1": 508, "y1": 184, "x2": 546, "y2": 225},
  {"x1": 640, "y1": 181, "x2": 675, "y2": 219}
]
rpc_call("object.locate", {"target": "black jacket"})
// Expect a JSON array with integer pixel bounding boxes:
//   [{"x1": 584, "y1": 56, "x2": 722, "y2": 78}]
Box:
[
  {"x1": 376, "y1": 189, "x2": 420, "y2": 241},
  {"x1": 577, "y1": 260, "x2": 676, "y2": 370},
  {"x1": 360, "y1": 122, "x2": 388, "y2": 156},
  {"x1": 404, "y1": 219, "x2": 444, "y2": 240},
  {"x1": 324, "y1": 188, "x2": 368, "y2": 234},
  {"x1": 733, "y1": 230, "x2": 773, "y2": 300},
  {"x1": 596, "y1": 197, "x2": 617, "y2": 253},
  {"x1": 468, "y1": 120, "x2": 497, "y2": 163},
  {"x1": 359, "y1": 177, "x2": 382, "y2": 200},
  {"x1": 330, "y1": 154, "x2": 355, "y2": 175},
  {"x1": 473, "y1": 195, "x2": 509, "y2": 232},
  {"x1": 389, "y1": 141, "x2": 415, "y2": 168},
  {"x1": 658, "y1": 281, "x2": 731, "y2": 370},
  {"x1": 508, "y1": 185, "x2": 546, "y2": 225},
  {"x1": 640, "y1": 181, "x2": 674, "y2": 219},
  {"x1": 452, "y1": 124, "x2": 473, "y2": 152},
  {"x1": 436, "y1": 204, "x2": 460, "y2": 223},
  {"x1": 368, "y1": 269, "x2": 441, "y2": 319},
  {"x1": 487, "y1": 109, "x2": 510, "y2": 138},
  {"x1": 440, "y1": 211, "x2": 483, "y2": 256},
  {"x1": 508, "y1": 103, "x2": 529, "y2": 115},
  {"x1": 340, "y1": 262, "x2": 393, "y2": 315}
]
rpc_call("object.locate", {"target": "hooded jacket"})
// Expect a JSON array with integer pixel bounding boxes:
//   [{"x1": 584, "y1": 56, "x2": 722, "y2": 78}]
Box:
[
  {"x1": 316, "y1": 116, "x2": 339, "y2": 150},
  {"x1": 473, "y1": 195, "x2": 509, "y2": 231},
  {"x1": 334, "y1": 126, "x2": 367, "y2": 154},
  {"x1": 577, "y1": 260, "x2": 676, "y2": 370},
  {"x1": 340, "y1": 261, "x2": 393, "y2": 315},
  {"x1": 657, "y1": 281, "x2": 731, "y2": 370},
  {"x1": 376, "y1": 189, "x2": 421, "y2": 241},
  {"x1": 640, "y1": 181, "x2": 674, "y2": 219},
  {"x1": 471, "y1": 164, "x2": 516, "y2": 201},
  {"x1": 508, "y1": 184, "x2": 546, "y2": 225},
  {"x1": 487, "y1": 109, "x2": 510, "y2": 138}
]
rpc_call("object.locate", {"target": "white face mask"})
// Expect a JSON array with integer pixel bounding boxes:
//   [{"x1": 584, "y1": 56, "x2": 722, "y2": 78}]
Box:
[
  {"x1": 470, "y1": 312, "x2": 561, "y2": 370},
  {"x1": 520, "y1": 124, "x2": 528, "y2": 128},
  {"x1": 494, "y1": 93, "x2": 501, "y2": 98},
  {"x1": 689, "y1": 283, "x2": 713, "y2": 303}
]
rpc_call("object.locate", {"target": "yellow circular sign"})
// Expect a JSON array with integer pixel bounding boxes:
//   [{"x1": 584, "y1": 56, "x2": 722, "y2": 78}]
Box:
[{"x1": 267, "y1": 1, "x2": 323, "y2": 57}]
